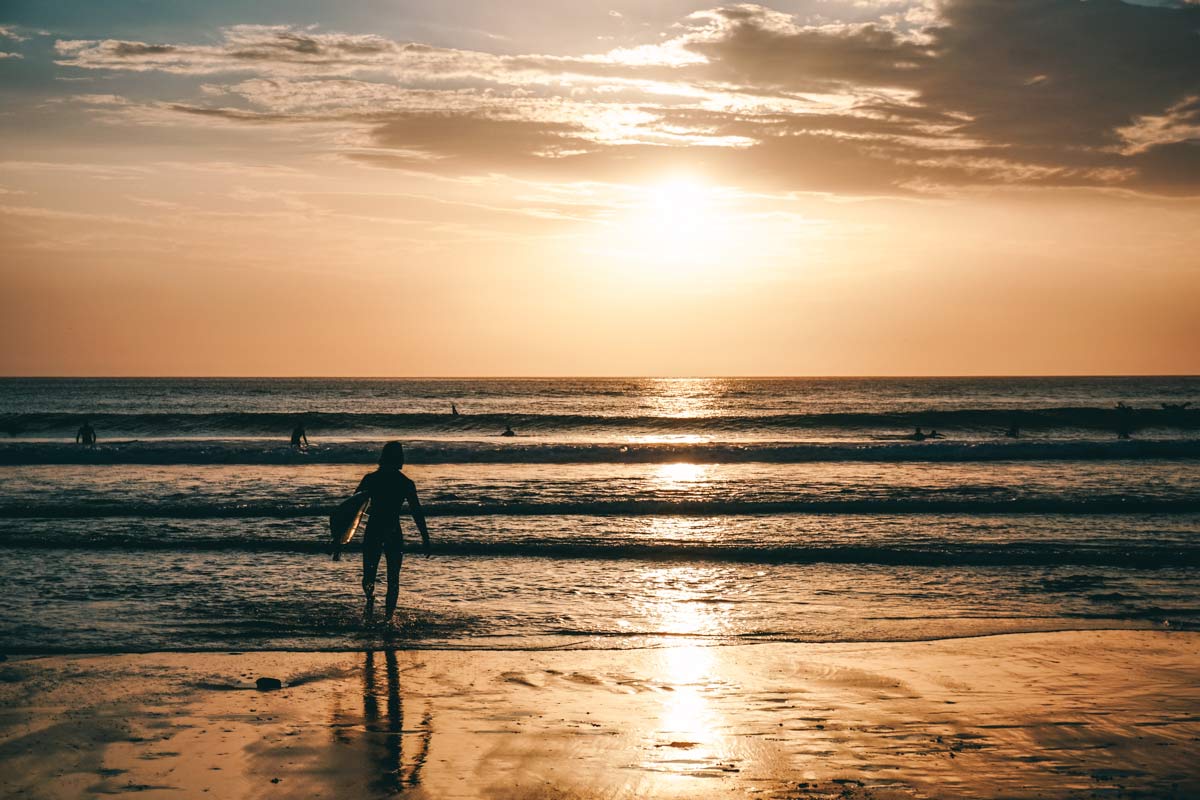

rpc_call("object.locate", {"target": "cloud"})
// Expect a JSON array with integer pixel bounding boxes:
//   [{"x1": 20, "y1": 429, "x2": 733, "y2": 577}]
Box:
[
  {"x1": 49, "y1": 2, "x2": 1200, "y2": 195},
  {"x1": 0, "y1": 24, "x2": 28, "y2": 42},
  {"x1": 914, "y1": 0, "x2": 1200, "y2": 153},
  {"x1": 666, "y1": 1, "x2": 1200, "y2": 193},
  {"x1": 55, "y1": 26, "x2": 522, "y2": 81},
  {"x1": 682, "y1": 5, "x2": 935, "y2": 91},
  {"x1": 0, "y1": 160, "x2": 151, "y2": 179},
  {"x1": 1116, "y1": 95, "x2": 1200, "y2": 155}
]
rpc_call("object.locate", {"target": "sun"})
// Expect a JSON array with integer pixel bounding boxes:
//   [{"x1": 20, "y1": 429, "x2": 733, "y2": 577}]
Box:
[
  {"x1": 619, "y1": 177, "x2": 734, "y2": 274},
  {"x1": 575, "y1": 175, "x2": 764, "y2": 280}
]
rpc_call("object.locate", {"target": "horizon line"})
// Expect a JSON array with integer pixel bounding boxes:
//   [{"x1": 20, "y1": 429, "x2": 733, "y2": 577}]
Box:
[{"x1": 2, "y1": 374, "x2": 1198, "y2": 381}]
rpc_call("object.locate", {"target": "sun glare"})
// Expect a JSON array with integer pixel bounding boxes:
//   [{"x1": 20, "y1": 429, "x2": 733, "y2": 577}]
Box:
[
  {"x1": 655, "y1": 462, "x2": 709, "y2": 486},
  {"x1": 617, "y1": 177, "x2": 734, "y2": 274}
]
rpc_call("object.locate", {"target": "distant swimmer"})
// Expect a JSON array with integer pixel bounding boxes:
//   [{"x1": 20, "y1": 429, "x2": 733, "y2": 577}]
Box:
[
  {"x1": 290, "y1": 420, "x2": 309, "y2": 450},
  {"x1": 927, "y1": 429, "x2": 945, "y2": 439},
  {"x1": 501, "y1": 424, "x2": 516, "y2": 437},
  {"x1": 909, "y1": 427, "x2": 927, "y2": 441},
  {"x1": 339, "y1": 441, "x2": 431, "y2": 624},
  {"x1": 451, "y1": 403, "x2": 461, "y2": 417},
  {"x1": 1115, "y1": 403, "x2": 1134, "y2": 440},
  {"x1": 75, "y1": 419, "x2": 97, "y2": 448}
]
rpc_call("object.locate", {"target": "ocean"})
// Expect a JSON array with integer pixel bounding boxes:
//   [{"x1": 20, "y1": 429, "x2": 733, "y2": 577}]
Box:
[{"x1": 1, "y1": 377, "x2": 1197, "y2": 654}]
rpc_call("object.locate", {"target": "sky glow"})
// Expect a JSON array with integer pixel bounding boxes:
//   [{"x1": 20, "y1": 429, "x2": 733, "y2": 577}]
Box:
[{"x1": 1, "y1": 1, "x2": 1198, "y2": 376}]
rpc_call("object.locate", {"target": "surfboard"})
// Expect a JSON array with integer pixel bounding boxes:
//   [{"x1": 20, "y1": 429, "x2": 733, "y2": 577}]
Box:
[{"x1": 329, "y1": 492, "x2": 370, "y2": 546}]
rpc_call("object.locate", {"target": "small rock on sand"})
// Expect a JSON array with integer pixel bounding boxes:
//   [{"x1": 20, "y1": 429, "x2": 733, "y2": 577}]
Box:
[{"x1": 255, "y1": 677, "x2": 283, "y2": 691}]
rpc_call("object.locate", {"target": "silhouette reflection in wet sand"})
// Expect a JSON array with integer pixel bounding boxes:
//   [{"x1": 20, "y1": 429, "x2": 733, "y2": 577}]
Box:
[
  {"x1": 364, "y1": 652, "x2": 432, "y2": 796},
  {"x1": 353, "y1": 650, "x2": 432, "y2": 794}
]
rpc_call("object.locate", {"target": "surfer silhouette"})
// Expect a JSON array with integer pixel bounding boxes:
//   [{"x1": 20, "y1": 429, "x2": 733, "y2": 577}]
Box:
[
  {"x1": 347, "y1": 441, "x2": 431, "y2": 624},
  {"x1": 1115, "y1": 403, "x2": 1134, "y2": 440},
  {"x1": 451, "y1": 403, "x2": 460, "y2": 417},
  {"x1": 290, "y1": 421, "x2": 309, "y2": 449},
  {"x1": 75, "y1": 420, "x2": 97, "y2": 448},
  {"x1": 501, "y1": 424, "x2": 516, "y2": 437}
]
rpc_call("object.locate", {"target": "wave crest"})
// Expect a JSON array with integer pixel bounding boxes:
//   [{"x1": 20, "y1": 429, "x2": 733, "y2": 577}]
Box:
[
  {"x1": 2, "y1": 438, "x2": 1199, "y2": 465},
  {"x1": 3, "y1": 497, "x2": 1198, "y2": 519},
  {"x1": 2, "y1": 406, "x2": 1196, "y2": 437}
]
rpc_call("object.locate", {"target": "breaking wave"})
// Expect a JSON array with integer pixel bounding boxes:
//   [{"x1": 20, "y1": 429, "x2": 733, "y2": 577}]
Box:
[
  {"x1": 2, "y1": 438, "x2": 1199, "y2": 465},
  {"x1": 3, "y1": 497, "x2": 1198, "y2": 519},
  {"x1": 1, "y1": 406, "x2": 1197, "y2": 438}
]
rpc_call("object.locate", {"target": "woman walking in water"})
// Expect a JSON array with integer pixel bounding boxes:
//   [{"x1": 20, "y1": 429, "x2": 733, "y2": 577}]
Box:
[{"x1": 337, "y1": 441, "x2": 431, "y2": 624}]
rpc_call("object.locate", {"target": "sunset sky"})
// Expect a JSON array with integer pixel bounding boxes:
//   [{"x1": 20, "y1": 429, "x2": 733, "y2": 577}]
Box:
[{"x1": 1, "y1": 0, "x2": 1198, "y2": 376}]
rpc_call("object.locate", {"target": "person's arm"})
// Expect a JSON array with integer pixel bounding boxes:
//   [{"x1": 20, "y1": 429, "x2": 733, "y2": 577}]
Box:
[{"x1": 405, "y1": 481, "x2": 431, "y2": 556}]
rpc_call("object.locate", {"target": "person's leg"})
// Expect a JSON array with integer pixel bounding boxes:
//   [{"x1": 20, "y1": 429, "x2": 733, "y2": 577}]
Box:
[
  {"x1": 362, "y1": 532, "x2": 384, "y2": 623},
  {"x1": 383, "y1": 537, "x2": 404, "y2": 621}
]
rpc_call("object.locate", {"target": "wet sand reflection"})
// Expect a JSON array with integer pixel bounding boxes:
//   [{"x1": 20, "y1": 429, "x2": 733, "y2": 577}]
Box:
[
  {"x1": 634, "y1": 564, "x2": 741, "y2": 783},
  {"x1": 328, "y1": 650, "x2": 432, "y2": 794},
  {"x1": 4, "y1": 636, "x2": 1189, "y2": 799}
]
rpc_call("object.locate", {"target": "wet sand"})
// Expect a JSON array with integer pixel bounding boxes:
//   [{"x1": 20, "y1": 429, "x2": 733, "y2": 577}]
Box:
[{"x1": 1, "y1": 630, "x2": 1197, "y2": 799}]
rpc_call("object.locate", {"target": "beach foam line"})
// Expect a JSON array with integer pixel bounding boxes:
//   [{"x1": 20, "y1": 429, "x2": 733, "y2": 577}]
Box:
[{"x1": 2, "y1": 497, "x2": 1200, "y2": 519}]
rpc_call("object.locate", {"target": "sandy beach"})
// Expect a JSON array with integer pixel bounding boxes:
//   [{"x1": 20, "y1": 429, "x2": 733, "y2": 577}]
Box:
[{"x1": 1, "y1": 630, "x2": 1196, "y2": 799}]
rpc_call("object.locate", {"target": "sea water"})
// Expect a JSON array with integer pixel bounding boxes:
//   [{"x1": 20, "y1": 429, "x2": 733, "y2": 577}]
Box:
[{"x1": 0, "y1": 377, "x2": 1197, "y2": 653}]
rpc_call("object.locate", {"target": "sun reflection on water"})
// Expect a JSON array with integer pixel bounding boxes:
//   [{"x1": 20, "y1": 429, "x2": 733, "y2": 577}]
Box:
[
  {"x1": 638, "y1": 378, "x2": 727, "y2": 418},
  {"x1": 654, "y1": 462, "x2": 710, "y2": 486},
  {"x1": 633, "y1": 565, "x2": 737, "y2": 638},
  {"x1": 635, "y1": 516, "x2": 726, "y2": 545}
]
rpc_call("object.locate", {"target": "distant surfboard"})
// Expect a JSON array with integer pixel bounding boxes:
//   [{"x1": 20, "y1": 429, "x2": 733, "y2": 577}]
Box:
[{"x1": 329, "y1": 492, "x2": 370, "y2": 546}]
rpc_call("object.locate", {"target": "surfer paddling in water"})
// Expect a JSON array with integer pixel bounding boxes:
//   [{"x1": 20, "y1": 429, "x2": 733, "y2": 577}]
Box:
[
  {"x1": 290, "y1": 420, "x2": 309, "y2": 450},
  {"x1": 336, "y1": 441, "x2": 431, "y2": 624}
]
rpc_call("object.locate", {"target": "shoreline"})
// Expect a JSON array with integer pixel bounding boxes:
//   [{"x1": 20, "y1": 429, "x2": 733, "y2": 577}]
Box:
[
  {"x1": 2, "y1": 630, "x2": 1197, "y2": 799},
  {"x1": 0, "y1": 622, "x2": 1182, "y2": 657}
]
